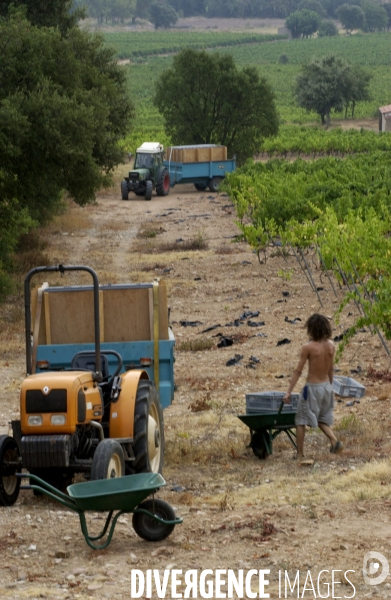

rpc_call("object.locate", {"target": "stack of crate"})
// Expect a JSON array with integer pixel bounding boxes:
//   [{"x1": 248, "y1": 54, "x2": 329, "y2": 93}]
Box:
[{"x1": 166, "y1": 144, "x2": 227, "y2": 163}]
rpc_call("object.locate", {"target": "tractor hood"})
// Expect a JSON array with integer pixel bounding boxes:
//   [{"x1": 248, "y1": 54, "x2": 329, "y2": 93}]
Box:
[{"x1": 128, "y1": 168, "x2": 150, "y2": 181}]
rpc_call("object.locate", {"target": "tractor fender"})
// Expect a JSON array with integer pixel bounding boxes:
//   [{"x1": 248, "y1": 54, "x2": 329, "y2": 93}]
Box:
[{"x1": 109, "y1": 370, "x2": 149, "y2": 439}]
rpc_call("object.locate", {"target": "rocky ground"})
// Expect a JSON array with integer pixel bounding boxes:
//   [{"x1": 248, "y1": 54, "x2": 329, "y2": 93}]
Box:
[{"x1": 1, "y1": 168, "x2": 391, "y2": 599}]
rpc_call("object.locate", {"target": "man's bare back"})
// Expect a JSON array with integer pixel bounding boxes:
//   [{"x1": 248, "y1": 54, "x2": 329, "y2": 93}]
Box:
[{"x1": 301, "y1": 339, "x2": 335, "y2": 384}]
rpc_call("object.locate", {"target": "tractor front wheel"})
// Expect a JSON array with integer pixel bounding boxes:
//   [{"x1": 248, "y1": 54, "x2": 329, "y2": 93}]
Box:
[
  {"x1": 121, "y1": 181, "x2": 129, "y2": 201},
  {"x1": 90, "y1": 439, "x2": 125, "y2": 480},
  {"x1": 0, "y1": 435, "x2": 21, "y2": 506},
  {"x1": 156, "y1": 168, "x2": 170, "y2": 196},
  {"x1": 132, "y1": 499, "x2": 176, "y2": 542},
  {"x1": 130, "y1": 380, "x2": 164, "y2": 474},
  {"x1": 145, "y1": 180, "x2": 153, "y2": 201}
]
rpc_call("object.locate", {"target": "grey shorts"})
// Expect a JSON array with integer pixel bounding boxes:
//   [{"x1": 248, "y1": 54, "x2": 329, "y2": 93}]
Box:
[{"x1": 295, "y1": 382, "x2": 334, "y2": 428}]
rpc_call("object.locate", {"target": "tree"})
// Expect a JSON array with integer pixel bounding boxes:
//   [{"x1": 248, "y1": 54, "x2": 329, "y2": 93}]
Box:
[
  {"x1": 153, "y1": 49, "x2": 278, "y2": 164},
  {"x1": 296, "y1": 55, "x2": 359, "y2": 127},
  {"x1": 297, "y1": 0, "x2": 326, "y2": 16},
  {"x1": 149, "y1": 0, "x2": 178, "y2": 27},
  {"x1": 335, "y1": 3, "x2": 365, "y2": 33},
  {"x1": 318, "y1": 18, "x2": 339, "y2": 35},
  {"x1": 383, "y1": 2, "x2": 391, "y2": 30},
  {"x1": 285, "y1": 9, "x2": 321, "y2": 37},
  {"x1": 342, "y1": 65, "x2": 372, "y2": 117},
  {"x1": 0, "y1": 9, "x2": 134, "y2": 226},
  {"x1": 361, "y1": 0, "x2": 388, "y2": 31},
  {"x1": 135, "y1": 0, "x2": 152, "y2": 19},
  {"x1": 0, "y1": 0, "x2": 84, "y2": 33}
]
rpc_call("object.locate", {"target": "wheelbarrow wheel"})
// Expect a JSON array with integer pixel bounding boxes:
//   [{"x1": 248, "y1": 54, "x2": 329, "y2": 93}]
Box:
[
  {"x1": 132, "y1": 499, "x2": 176, "y2": 542},
  {"x1": 130, "y1": 380, "x2": 164, "y2": 475},
  {"x1": 250, "y1": 431, "x2": 268, "y2": 460},
  {"x1": 0, "y1": 435, "x2": 21, "y2": 506},
  {"x1": 91, "y1": 439, "x2": 125, "y2": 480}
]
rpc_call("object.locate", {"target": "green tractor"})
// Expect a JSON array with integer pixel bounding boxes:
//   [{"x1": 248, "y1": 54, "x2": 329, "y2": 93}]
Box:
[{"x1": 121, "y1": 142, "x2": 170, "y2": 201}]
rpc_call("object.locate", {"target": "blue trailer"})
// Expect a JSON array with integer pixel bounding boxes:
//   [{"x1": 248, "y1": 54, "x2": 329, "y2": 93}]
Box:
[{"x1": 164, "y1": 144, "x2": 236, "y2": 192}]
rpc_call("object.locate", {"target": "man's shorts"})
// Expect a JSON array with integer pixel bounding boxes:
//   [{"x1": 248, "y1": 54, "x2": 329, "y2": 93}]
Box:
[{"x1": 295, "y1": 382, "x2": 334, "y2": 428}]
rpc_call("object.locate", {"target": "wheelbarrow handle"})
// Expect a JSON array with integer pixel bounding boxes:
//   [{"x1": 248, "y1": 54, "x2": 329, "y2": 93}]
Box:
[{"x1": 16, "y1": 473, "x2": 80, "y2": 513}]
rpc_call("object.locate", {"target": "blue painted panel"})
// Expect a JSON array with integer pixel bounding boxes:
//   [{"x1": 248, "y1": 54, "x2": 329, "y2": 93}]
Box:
[
  {"x1": 36, "y1": 339, "x2": 175, "y2": 409},
  {"x1": 164, "y1": 159, "x2": 236, "y2": 186}
]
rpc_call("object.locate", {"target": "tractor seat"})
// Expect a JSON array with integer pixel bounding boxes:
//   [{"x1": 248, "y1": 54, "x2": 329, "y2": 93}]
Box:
[{"x1": 71, "y1": 352, "x2": 110, "y2": 380}]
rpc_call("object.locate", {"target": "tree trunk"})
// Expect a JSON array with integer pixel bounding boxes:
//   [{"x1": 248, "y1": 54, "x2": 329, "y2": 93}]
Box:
[{"x1": 325, "y1": 111, "x2": 331, "y2": 129}]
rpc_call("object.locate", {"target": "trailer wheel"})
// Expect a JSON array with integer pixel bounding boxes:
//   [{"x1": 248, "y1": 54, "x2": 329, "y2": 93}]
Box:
[
  {"x1": 130, "y1": 380, "x2": 164, "y2": 474},
  {"x1": 0, "y1": 436, "x2": 21, "y2": 506},
  {"x1": 156, "y1": 168, "x2": 170, "y2": 196},
  {"x1": 90, "y1": 439, "x2": 125, "y2": 480},
  {"x1": 121, "y1": 180, "x2": 129, "y2": 201},
  {"x1": 132, "y1": 499, "x2": 176, "y2": 542},
  {"x1": 145, "y1": 180, "x2": 153, "y2": 201},
  {"x1": 250, "y1": 431, "x2": 268, "y2": 460},
  {"x1": 194, "y1": 183, "x2": 207, "y2": 191},
  {"x1": 208, "y1": 177, "x2": 223, "y2": 193}
]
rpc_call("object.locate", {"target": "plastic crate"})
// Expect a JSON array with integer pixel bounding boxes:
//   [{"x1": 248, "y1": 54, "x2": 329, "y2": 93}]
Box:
[
  {"x1": 245, "y1": 391, "x2": 299, "y2": 414},
  {"x1": 332, "y1": 376, "x2": 365, "y2": 398}
]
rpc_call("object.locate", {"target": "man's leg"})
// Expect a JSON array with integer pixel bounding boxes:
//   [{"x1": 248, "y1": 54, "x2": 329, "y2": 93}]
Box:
[
  {"x1": 318, "y1": 422, "x2": 342, "y2": 452},
  {"x1": 296, "y1": 424, "x2": 305, "y2": 459}
]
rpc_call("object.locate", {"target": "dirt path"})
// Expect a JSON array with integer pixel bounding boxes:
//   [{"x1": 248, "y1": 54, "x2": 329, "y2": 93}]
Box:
[{"x1": 1, "y1": 178, "x2": 391, "y2": 599}]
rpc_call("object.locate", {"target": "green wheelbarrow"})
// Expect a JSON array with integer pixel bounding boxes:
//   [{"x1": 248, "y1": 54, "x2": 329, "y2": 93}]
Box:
[
  {"x1": 238, "y1": 401, "x2": 297, "y2": 459},
  {"x1": 17, "y1": 472, "x2": 182, "y2": 550}
]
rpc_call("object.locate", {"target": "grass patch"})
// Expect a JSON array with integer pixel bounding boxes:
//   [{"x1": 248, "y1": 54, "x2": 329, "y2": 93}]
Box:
[
  {"x1": 41, "y1": 201, "x2": 91, "y2": 234},
  {"x1": 158, "y1": 232, "x2": 208, "y2": 252},
  {"x1": 176, "y1": 338, "x2": 214, "y2": 352},
  {"x1": 216, "y1": 244, "x2": 236, "y2": 255}
]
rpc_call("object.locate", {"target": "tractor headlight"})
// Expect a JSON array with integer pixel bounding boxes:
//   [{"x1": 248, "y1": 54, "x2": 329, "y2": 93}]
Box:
[
  {"x1": 28, "y1": 415, "x2": 43, "y2": 426},
  {"x1": 50, "y1": 415, "x2": 66, "y2": 426}
]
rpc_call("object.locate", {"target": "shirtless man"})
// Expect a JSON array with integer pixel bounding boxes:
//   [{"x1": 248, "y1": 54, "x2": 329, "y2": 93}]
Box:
[{"x1": 284, "y1": 313, "x2": 343, "y2": 460}]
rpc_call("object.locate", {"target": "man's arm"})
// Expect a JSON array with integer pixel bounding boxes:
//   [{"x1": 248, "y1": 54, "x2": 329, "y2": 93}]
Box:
[
  {"x1": 328, "y1": 341, "x2": 336, "y2": 384},
  {"x1": 283, "y1": 345, "x2": 308, "y2": 403}
]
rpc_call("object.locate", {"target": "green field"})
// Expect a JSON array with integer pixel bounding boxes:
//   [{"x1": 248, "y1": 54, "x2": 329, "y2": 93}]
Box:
[{"x1": 103, "y1": 30, "x2": 391, "y2": 149}]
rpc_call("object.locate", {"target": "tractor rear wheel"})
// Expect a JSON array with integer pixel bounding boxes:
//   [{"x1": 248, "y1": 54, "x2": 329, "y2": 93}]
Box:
[
  {"x1": 90, "y1": 439, "x2": 125, "y2": 480},
  {"x1": 145, "y1": 180, "x2": 153, "y2": 201},
  {"x1": 0, "y1": 435, "x2": 21, "y2": 506},
  {"x1": 156, "y1": 168, "x2": 170, "y2": 196},
  {"x1": 121, "y1": 180, "x2": 129, "y2": 200},
  {"x1": 132, "y1": 499, "x2": 176, "y2": 541},
  {"x1": 130, "y1": 380, "x2": 164, "y2": 474},
  {"x1": 208, "y1": 177, "x2": 223, "y2": 193}
]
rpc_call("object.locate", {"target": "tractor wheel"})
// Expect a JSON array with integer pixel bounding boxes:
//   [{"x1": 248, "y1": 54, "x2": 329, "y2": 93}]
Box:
[
  {"x1": 250, "y1": 431, "x2": 268, "y2": 460},
  {"x1": 0, "y1": 436, "x2": 21, "y2": 506},
  {"x1": 90, "y1": 439, "x2": 125, "y2": 480},
  {"x1": 208, "y1": 177, "x2": 223, "y2": 193},
  {"x1": 145, "y1": 180, "x2": 153, "y2": 201},
  {"x1": 121, "y1": 180, "x2": 129, "y2": 201},
  {"x1": 130, "y1": 380, "x2": 164, "y2": 474},
  {"x1": 132, "y1": 499, "x2": 176, "y2": 542},
  {"x1": 156, "y1": 168, "x2": 170, "y2": 196},
  {"x1": 194, "y1": 183, "x2": 207, "y2": 191}
]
